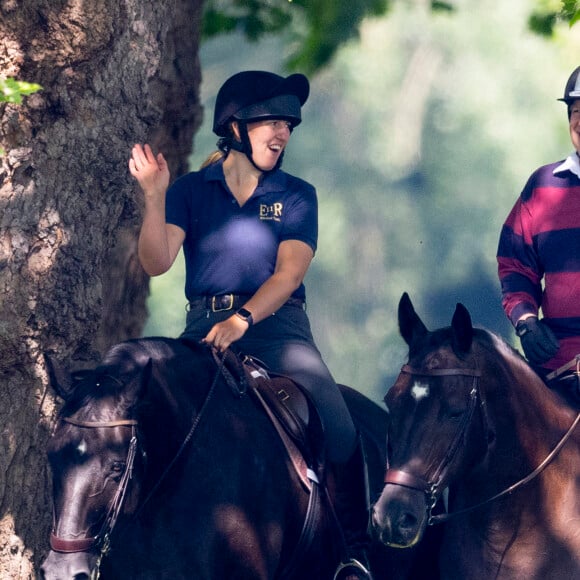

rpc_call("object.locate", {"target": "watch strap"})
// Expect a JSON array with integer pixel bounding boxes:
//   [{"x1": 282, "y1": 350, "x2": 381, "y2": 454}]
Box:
[{"x1": 236, "y1": 308, "x2": 254, "y2": 326}]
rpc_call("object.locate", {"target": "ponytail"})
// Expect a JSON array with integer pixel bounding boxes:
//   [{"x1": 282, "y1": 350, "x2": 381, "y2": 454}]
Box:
[{"x1": 200, "y1": 150, "x2": 225, "y2": 169}]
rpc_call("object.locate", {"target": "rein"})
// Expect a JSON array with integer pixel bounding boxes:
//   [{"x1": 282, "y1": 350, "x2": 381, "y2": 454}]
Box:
[{"x1": 384, "y1": 364, "x2": 580, "y2": 525}]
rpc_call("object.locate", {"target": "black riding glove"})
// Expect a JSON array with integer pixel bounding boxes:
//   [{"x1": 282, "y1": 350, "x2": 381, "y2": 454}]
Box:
[{"x1": 515, "y1": 317, "x2": 560, "y2": 365}]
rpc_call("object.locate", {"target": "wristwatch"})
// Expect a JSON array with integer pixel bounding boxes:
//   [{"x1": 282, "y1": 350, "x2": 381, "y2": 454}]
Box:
[{"x1": 235, "y1": 308, "x2": 254, "y2": 326}]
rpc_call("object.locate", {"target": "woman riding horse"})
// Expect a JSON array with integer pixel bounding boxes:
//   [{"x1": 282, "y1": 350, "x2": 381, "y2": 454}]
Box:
[{"x1": 129, "y1": 70, "x2": 372, "y2": 579}]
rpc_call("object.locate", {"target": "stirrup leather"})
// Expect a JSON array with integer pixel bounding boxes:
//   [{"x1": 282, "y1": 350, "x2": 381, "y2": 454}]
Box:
[{"x1": 333, "y1": 557, "x2": 373, "y2": 580}]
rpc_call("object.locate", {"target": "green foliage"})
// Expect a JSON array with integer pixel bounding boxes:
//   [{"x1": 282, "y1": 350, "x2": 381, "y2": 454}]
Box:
[
  {"x1": 562, "y1": 0, "x2": 580, "y2": 22},
  {"x1": 203, "y1": 0, "x2": 291, "y2": 40},
  {"x1": 529, "y1": 0, "x2": 580, "y2": 35},
  {"x1": 0, "y1": 77, "x2": 42, "y2": 155},
  {"x1": 202, "y1": 0, "x2": 398, "y2": 73},
  {"x1": 286, "y1": 0, "x2": 390, "y2": 73},
  {"x1": 0, "y1": 77, "x2": 42, "y2": 104},
  {"x1": 203, "y1": 1, "x2": 577, "y2": 72},
  {"x1": 431, "y1": 1, "x2": 454, "y2": 12}
]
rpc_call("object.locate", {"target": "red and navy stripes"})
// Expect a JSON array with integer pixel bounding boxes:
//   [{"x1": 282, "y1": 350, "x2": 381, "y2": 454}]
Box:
[{"x1": 498, "y1": 160, "x2": 580, "y2": 369}]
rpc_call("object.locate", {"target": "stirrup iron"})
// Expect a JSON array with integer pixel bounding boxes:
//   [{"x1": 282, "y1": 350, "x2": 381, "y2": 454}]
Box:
[{"x1": 333, "y1": 557, "x2": 373, "y2": 580}]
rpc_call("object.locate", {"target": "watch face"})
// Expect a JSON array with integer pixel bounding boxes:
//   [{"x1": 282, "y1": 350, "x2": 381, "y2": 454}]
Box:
[{"x1": 237, "y1": 308, "x2": 252, "y2": 319}]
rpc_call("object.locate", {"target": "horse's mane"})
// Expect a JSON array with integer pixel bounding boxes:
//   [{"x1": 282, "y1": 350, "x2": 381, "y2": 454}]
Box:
[
  {"x1": 471, "y1": 327, "x2": 562, "y2": 405},
  {"x1": 59, "y1": 337, "x2": 203, "y2": 417},
  {"x1": 473, "y1": 327, "x2": 533, "y2": 377}
]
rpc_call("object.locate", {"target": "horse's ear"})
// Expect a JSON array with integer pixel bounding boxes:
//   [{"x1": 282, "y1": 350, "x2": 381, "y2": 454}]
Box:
[
  {"x1": 451, "y1": 303, "x2": 473, "y2": 354},
  {"x1": 44, "y1": 354, "x2": 74, "y2": 401},
  {"x1": 398, "y1": 292, "x2": 428, "y2": 347}
]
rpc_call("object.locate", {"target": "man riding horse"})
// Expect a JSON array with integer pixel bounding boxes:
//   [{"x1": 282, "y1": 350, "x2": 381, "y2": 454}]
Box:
[{"x1": 497, "y1": 65, "x2": 580, "y2": 406}]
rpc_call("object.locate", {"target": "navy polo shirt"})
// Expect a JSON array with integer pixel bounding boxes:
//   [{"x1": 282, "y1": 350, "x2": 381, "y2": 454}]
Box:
[{"x1": 165, "y1": 159, "x2": 318, "y2": 301}]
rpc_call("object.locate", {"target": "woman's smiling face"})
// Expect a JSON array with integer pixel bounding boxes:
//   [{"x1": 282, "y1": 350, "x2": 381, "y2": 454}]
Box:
[{"x1": 245, "y1": 119, "x2": 292, "y2": 171}]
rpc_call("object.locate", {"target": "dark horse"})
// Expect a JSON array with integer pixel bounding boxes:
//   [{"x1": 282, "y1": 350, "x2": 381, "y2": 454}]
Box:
[
  {"x1": 40, "y1": 337, "x2": 435, "y2": 579},
  {"x1": 372, "y1": 293, "x2": 580, "y2": 579}
]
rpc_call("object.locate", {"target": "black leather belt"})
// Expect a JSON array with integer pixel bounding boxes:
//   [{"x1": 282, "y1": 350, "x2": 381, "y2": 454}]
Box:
[{"x1": 187, "y1": 294, "x2": 305, "y2": 313}]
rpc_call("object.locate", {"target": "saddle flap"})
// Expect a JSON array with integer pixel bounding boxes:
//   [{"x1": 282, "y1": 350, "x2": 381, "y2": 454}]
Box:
[{"x1": 242, "y1": 357, "x2": 326, "y2": 479}]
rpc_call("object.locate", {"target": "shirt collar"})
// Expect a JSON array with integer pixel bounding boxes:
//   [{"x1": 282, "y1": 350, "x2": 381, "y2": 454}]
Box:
[
  {"x1": 553, "y1": 152, "x2": 580, "y2": 178},
  {"x1": 203, "y1": 158, "x2": 288, "y2": 194}
]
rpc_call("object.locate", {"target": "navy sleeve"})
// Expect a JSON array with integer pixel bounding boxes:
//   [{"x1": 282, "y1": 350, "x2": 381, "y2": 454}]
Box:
[{"x1": 281, "y1": 176, "x2": 318, "y2": 253}]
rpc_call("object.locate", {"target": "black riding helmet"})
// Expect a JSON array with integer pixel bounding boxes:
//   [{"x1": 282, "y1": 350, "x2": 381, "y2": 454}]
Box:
[
  {"x1": 558, "y1": 66, "x2": 580, "y2": 119},
  {"x1": 212, "y1": 70, "x2": 309, "y2": 171}
]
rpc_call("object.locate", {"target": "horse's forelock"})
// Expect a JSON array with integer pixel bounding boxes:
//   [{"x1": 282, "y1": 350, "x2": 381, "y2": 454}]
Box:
[
  {"x1": 58, "y1": 339, "x2": 211, "y2": 421},
  {"x1": 58, "y1": 341, "x2": 154, "y2": 417},
  {"x1": 58, "y1": 370, "x2": 127, "y2": 418}
]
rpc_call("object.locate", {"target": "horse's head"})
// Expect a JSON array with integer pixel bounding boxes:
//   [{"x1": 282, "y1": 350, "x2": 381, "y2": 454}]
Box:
[
  {"x1": 373, "y1": 293, "x2": 491, "y2": 548},
  {"x1": 40, "y1": 351, "x2": 149, "y2": 580}
]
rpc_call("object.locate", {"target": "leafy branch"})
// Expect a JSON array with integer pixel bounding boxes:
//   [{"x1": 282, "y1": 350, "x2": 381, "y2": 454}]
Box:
[
  {"x1": 0, "y1": 78, "x2": 42, "y2": 155},
  {"x1": 202, "y1": 0, "x2": 453, "y2": 74},
  {"x1": 203, "y1": 1, "x2": 580, "y2": 70},
  {"x1": 529, "y1": 0, "x2": 580, "y2": 35},
  {"x1": 0, "y1": 77, "x2": 42, "y2": 104}
]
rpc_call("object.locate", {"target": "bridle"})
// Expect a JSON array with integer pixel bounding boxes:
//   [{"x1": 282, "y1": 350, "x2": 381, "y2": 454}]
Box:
[
  {"x1": 385, "y1": 365, "x2": 482, "y2": 524},
  {"x1": 48, "y1": 352, "x2": 227, "y2": 579},
  {"x1": 49, "y1": 417, "x2": 138, "y2": 580},
  {"x1": 384, "y1": 364, "x2": 580, "y2": 525},
  {"x1": 49, "y1": 417, "x2": 139, "y2": 577}
]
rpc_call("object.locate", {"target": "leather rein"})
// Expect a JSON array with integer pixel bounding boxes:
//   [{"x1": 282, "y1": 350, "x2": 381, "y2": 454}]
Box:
[{"x1": 384, "y1": 364, "x2": 580, "y2": 525}]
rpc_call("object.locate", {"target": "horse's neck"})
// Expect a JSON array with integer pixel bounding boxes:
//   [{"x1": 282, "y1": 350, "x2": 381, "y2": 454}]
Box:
[{"x1": 485, "y1": 358, "x2": 579, "y2": 481}]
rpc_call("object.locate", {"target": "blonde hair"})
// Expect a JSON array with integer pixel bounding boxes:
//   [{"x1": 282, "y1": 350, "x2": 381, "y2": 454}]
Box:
[{"x1": 200, "y1": 150, "x2": 225, "y2": 169}]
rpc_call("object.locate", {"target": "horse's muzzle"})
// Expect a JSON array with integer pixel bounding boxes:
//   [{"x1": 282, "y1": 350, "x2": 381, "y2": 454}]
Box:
[{"x1": 372, "y1": 484, "x2": 429, "y2": 548}]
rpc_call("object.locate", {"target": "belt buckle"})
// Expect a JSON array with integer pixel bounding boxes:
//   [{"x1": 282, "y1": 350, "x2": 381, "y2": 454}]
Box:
[{"x1": 211, "y1": 294, "x2": 234, "y2": 312}]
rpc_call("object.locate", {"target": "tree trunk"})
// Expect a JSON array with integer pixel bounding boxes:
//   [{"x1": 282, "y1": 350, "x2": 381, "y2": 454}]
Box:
[{"x1": 0, "y1": 0, "x2": 203, "y2": 575}]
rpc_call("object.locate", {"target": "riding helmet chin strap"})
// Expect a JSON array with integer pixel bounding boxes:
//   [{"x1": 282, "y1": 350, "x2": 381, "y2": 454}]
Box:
[{"x1": 217, "y1": 121, "x2": 285, "y2": 173}]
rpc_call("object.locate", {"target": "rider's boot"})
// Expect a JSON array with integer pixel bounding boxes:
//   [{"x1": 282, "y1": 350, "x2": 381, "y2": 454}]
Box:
[{"x1": 331, "y1": 434, "x2": 373, "y2": 580}]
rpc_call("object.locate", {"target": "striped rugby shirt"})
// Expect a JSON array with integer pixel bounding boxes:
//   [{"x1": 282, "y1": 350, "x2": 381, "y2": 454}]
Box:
[{"x1": 497, "y1": 153, "x2": 580, "y2": 371}]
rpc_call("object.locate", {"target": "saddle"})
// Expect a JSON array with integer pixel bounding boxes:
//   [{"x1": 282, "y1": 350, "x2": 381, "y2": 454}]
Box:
[
  {"x1": 211, "y1": 348, "x2": 347, "y2": 579},
  {"x1": 219, "y1": 348, "x2": 327, "y2": 490},
  {"x1": 545, "y1": 354, "x2": 580, "y2": 408}
]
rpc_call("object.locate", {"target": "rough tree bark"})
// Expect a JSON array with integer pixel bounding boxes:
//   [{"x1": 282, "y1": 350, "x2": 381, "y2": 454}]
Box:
[{"x1": 0, "y1": 0, "x2": 203, "y2": 575}]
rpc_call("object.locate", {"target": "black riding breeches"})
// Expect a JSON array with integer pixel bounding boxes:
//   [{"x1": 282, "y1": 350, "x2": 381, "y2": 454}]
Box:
[{"x1": 181, "y1": 302, "x2": 357, "y2": 462}]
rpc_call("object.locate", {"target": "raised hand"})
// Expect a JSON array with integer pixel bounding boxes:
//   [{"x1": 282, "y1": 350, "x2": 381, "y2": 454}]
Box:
[{"x1": 129, "y1": 143, "x2": 170, "y2": 200}]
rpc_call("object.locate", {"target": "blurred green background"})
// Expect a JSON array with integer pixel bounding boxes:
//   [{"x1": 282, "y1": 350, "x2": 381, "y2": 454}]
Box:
[{"x1": 144, "y1": 0, "x2": 580, "y2": 403}]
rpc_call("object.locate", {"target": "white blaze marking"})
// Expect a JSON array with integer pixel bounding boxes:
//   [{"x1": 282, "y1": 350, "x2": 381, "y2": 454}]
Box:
[
  {"x1": 411, "y1": 381, "x2": 429, "y2": 401},
  {"x1": 77, "y1": 439, "x2": 87, "y2": 456}
]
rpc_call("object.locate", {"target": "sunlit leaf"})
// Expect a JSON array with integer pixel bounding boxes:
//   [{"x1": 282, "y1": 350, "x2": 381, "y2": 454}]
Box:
[
  {"x1": 0, "y1": 77, "x2": 42, "y2": 104},
  {"x1": 570, "y1": 9, "x2": 580, "y2": 26}
]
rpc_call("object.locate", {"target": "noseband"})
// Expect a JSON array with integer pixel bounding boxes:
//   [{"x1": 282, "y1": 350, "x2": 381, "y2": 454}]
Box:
[
  {"x1": 384, "y1": 364, "x2": 482, "y2": 524},
  {"x1": 50, "y1": 418, "x2": 139, "y2": 559}
]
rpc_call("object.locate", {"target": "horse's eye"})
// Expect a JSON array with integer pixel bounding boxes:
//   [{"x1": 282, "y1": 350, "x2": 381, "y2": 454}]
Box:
[{"x1": 111, "y1": 462, "x2": 126, "y2": 476}]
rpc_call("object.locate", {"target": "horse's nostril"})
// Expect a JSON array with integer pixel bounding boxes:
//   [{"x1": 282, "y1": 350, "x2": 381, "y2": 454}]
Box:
[
  {"x1": 73, "y1": 574, "x2": 90, "y2": 580},
  {"x1": 399, "y1": 512, "x2": 418, "y2": 531}
]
